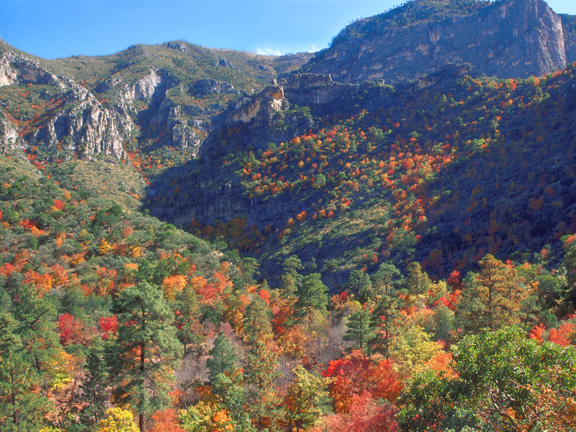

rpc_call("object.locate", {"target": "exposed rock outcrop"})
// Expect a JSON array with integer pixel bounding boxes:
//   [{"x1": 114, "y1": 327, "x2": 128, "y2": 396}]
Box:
[
  {"x1": 225, "y1": 85, "x2": 286, "y2": 125},
  {"x1": 190, "y1": 79, "x2": 240, "y2": 97},
  {"x1": 305, "y1": 0, "x2": 572, "y2": 84},
  {"x1": 0, "y1": 51, "x2": 60, "y2": 87},
  {"x1": 0, "y1": 110, "x2": 21, "y2": 156},
  {"x1": 31, "y1": 84, "x2": 129, "y2": 159}
]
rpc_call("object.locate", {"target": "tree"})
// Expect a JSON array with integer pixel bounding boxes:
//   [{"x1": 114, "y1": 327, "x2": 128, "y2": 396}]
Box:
[
  {"x1": 11, "y1": 283, "x2": 59, "y2": 372},
  {"x1": 344, "y1": 306, "x2": 375, "y2": 352},
  {"x1": 79, "y1": 347, "x2": 110, "y2": 428},
  {"x1": 108, "y1": 282, "x2": 183, "y2": 431},
  {"x1": 321, "y1": 391, "x2": 398, "y2": 432},
  {"x1": 98, "y1": 407, "x2": 139, "y2": 432},
  {"x1": 282, "y1": 365, "x2": 328, "y2": 432},
  {"x1": 404, "y1": 262, "x2": 432, "y2": 296},
  {"x1": 371, "y1": 263, "x2": 404, "y2": 296},
  {"x1": 243, "y1": 295, "x2": 272, "y2": 344},
  {"x1": 297, "y1": 273, "x2": 328, "y2": 317},
  {"x1": 207, "y1": 332, "x2": 237, "y2": 383},
  {"x1": 212, "y1": 371, "x2": 254, "y2": 431},
  {"x1": 148, "y1": 408, "x2": 185, "y2": 432},
  {"x1": 398, "y1": 326, "x2": 576, "y2": 431},
  {"x1": 457, "y1": 255, "x2": 532, "y2": 332},
  {"x1": 245, "y1": 338, "x2": 281, "y2": 430},
  {"x1": 347, "y1": 270, "x2": 373, "y2": 304},
  {"x1": 323, "y1": 350, "x2": 401, "y2": 413},
  {"x1": 280, "y1": 256, "x2": 303, "y2": 299},
  {"x1": 0, "y1": 313, "x2": 52, "y2": 431}
]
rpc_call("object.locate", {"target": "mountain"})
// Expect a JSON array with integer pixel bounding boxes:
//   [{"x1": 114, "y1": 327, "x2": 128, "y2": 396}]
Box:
[
  {"x1": 2, "y1": 0, "x2": 576, "y2": 287},
  {"x1": 4, "y1": 1, "x2": 576, "y2": 431},
  {"x1": 0, "y1": 38, "x2": 311, "y2": 165},
  {"x1": 303, "y1": 0, "x2": 576, "y2": 84}
]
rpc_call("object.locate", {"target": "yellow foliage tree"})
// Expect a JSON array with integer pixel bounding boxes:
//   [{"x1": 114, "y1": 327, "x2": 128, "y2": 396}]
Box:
[
  {"x1": 99, "y1": 238, "x2": 112, "y2": 255},
  {"x1": 98, "y1": 407, "x2": 139, "y2": 432}
]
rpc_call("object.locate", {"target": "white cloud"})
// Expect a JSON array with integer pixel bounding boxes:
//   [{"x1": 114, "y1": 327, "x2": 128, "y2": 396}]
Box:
[{"x1": 256, "y1": 47, "x2": 283, "y2": 56}]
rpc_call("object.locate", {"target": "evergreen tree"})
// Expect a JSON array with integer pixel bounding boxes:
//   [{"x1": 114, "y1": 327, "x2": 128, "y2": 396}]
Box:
[
  {"x1": 11, "y1": 283, "x2": 58, "y2": 371},
  {"x1": 207, "y1": 331, "x2": 237, "y2": 382},
  {"x1": 0, "y1": 313, "x2": 52, "y2": 431},
  {"x1": 371, "y1": 262, "x2": 404, "y2": 296},
  {"x1": 405, "y1": 262, "x2": 432, "y2": 296},
  {"x1": 243, "y1": 295, "x2": 272, "y2": 344},
  {"x1": 282, "y1": 365, "x2": 328, "y2": 432},
  {"x1": 108, "y1": 282, "x2": 183, "y2": 432},
  {"x1": 79, "y1": 347, "x2": 110, "y2": 428},
  {"x1": 245, "y1": 338, "x2": 281, "y2": 430},
  {"x1": 280, "y1": 256, "x2": 303, "y2": 299},
  {"x1": 297, "y1": 273, "x2": 328, "y2": 316},
  {"x1": 457, "y1": 254, "x2": 531, "y2": 332},
  {"x1": 370, "y1": 265, "x2": 403, "y2": 359},
  {"x1": 344, "y1": 307, "x2": 375, "y2": 352},
  {"x1": 212, "y1": 371, "x2": 254, "y2": 431},
  {"x1": 347, "y1": 269, "x2": 373, "y2": 303}
]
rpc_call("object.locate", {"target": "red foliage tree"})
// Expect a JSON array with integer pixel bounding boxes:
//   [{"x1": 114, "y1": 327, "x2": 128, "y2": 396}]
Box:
[
  {"x1": 321, "y1": 391, "x2": 398, "y2": 432},
  {"x1": 148, "y1": 408, "x2": 185, "y2": 432},
  {"x1": 323, "y1": 350, "x2": 402, "y2": 413},
  {"x1": 58, "y1": 313, "x2": 84, "y2": 346},
  {"x1": 99, "y1": 315, "x2": 118, "y2": 340}
]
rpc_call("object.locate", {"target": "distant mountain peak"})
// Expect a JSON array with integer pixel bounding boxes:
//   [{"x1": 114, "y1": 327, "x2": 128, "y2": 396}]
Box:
[{"x1": 303, "y1": 0, "x2": 573, "y2": 84}]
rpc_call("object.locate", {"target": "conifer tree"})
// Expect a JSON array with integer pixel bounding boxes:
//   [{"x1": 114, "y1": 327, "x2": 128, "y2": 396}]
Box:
[
  {"x1": 280, "y1": 256, "x2": 303, "y2": 299},
  {"x1": 282, "y1": 365, "x2": 328, "y2": 431},
  {"x1": 344, "y1": 307, "x2": 375, "y2": 352},
  {"x1": 297, "y1": 273, "x2": 329, "y2": 316},
  {"x1": 79, "y1": 348, "x2": 110, "y2": 428},
  {"x1": 207, "y1": 331, "x2": 237, "y2": 382},
  {"x1": 243, "y1": 295, "x2": 272, "y2": 344},
  {"x1": 108, "y1": 282, "x2": 183, "y2": 432},
  {"x1": 405, "y1": 262, "x2": 432, "y2": 296},
  {"x1": 0, "y1": 313, "x2": 52, "y2": 431},
  {"x1": 347, "y1": 269, "x2": 373, "y2": 303}
]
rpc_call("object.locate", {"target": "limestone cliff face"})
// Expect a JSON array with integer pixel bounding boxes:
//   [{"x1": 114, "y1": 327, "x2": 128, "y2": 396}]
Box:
[
  {"x1": 0, "y1": 52, "x2": 60, "y2": 87},
  {"x1": 0, "y1": 110, "x2": 21, "y2": 157},
  {"x1": 0, "y1": 50, "x2": 130, "y2": 159},
  {"x1": 225, "y1": 86, "x2": 286, "y2": 125},
  {"x1": 306, "y1": 0, "x2": 571, "y2": 84},
  {"x1": 33, "y1": 86, "x2": 128, "y2": 159}
]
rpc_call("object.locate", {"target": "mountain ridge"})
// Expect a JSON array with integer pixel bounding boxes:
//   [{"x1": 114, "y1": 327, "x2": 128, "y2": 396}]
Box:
[{"x1": 303, "y1": 0, "x2": 575, "y2": 84}]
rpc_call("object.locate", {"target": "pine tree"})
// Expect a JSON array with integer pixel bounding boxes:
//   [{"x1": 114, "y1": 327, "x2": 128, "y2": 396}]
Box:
[
  {"x1": 243, "y1": 295, "x2": 272, "y2": 344},
  {"x1": 79, "y1": 348, "x2": 110, "y2": 428},
  {"x1": 344, "y1": 307, "x2": 375, "y2": 352},
  {"x1": 347, "y1": 269, "x2": 373, "y2": 303},
  {"x1": 245, "y1": 338, "x2": 281, "y2": 430},
  {"x1": 0, "y1": 313, "x2": 52, "y2": 431},
  {"x1": 282, "y1": 365, "x2": 328, "y2": 432},
  {"x1": 207, "y1": 331, "x2": 237, "y2": 382},
  {"x1": 108, "y1": 282, "x2": 183, "y2": 432},
  {"x1": 280, "y1": 256, "x2": 303, "y2": 299},
  {"x1": 297, "y1": 273, "x2": 328, "y2": 317},
  {"x1": 405, "y1": 262, "x2": 432, "y2": 296},
  {"x1": 457, "y1": 254, "x2": 531, "y2": 332}
]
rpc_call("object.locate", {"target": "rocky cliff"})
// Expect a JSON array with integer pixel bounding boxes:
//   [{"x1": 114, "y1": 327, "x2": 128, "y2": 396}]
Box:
[
  {"x1": 0, "y1": 40, "x2": 310, "y2": 164},
  {"x1": 304, "y1": 0, "x2": 573, "y2": 84}
]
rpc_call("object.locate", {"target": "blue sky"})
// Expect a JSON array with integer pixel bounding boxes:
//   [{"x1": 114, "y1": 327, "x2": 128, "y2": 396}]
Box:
[{"x1": 2, "y1": 0, "x2": 576, "y2": 59}]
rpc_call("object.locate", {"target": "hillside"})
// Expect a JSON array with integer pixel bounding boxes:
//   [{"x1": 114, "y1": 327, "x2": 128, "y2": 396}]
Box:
[{"x1": 146, "y1": 62, "x2": 576, "y2": 286}]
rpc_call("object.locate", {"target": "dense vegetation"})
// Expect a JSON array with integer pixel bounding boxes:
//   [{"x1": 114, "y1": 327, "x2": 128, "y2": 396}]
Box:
[
  {"x1": 151, "y1": 64, "x2": 576, "y2": 288},
  {"x1": 2, "y1": 0, "x2": 576, "y2": 430},
  {"x1": 3, "y1": 148, "x2": 576, "y2": 431}
]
